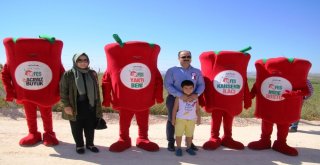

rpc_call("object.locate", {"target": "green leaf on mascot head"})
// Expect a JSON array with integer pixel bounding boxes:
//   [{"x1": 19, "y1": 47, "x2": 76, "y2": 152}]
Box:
[
  {"x1": 288, "y1": 58, "x2": 294, "y2": 63},
  {"x1": 112, "y1": 34, "x2": 124, "y2": 47},
  {"x1": 12, "y1": 38, "x2": 18, "y2": 43},
  {"x1": 214, "y1": 51, "x2": 220, "y2": 55},
  {"x1": 239, "y1": 46, "x2": 252, "y2": 55},
  {"x1": 262, "y1": 58, "x2": 268, "y2": 64},
  {"x1": 148, "y1": 43, "x2": 155, "y2": 48},
  {"x1": 39, "y1": 35, "x2": 55, "y2": 44}
]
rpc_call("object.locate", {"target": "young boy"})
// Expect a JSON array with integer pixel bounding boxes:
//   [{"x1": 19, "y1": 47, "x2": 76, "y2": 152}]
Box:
[{"x1": 171, "y1": 80, "x2": 201, "y2": 156}]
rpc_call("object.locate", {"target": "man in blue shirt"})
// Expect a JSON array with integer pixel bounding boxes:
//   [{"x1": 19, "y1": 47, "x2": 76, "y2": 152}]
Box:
[{"x1": 164, "y1": 50, "x2": 205, "y2": 151}]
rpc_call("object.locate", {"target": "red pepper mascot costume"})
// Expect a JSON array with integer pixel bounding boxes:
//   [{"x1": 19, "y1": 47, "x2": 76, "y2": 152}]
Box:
[
  {"x1": 248, "y1": 57, "x2": 311, "y2": 156},
  {"x1": 102, "y1": 34, "x2": 163, "y2": 152},
  {"x1": 1, "y1": 36, "x2": 64, "y2": 146},
  {"x1": 199, "y1": 47, "x2": 252, "y2": 150}
]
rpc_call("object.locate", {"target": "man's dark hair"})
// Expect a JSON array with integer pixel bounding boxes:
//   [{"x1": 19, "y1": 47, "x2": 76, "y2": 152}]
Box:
[
  {"x1": 178, "y1": 50, "x2": 191, "y2": 57},
  {"x1": 181, "y1": 80, "x2": 194, "y2": 88}
]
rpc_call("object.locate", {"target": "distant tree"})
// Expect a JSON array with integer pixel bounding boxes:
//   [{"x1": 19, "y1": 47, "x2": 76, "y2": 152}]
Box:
[{"x1": 0, "y1": 63, "x2": 2, "y2": 79}]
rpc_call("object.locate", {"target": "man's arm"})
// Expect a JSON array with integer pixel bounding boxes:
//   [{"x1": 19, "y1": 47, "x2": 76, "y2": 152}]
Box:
[
  {"x1": 164, "y1": 68, "x2": 183, "y2": 97},
  {"x1": 195, "y1": 71, "x2": 205, "y2": 96},
  {"x1": 187, "y1": 70, "x2": 205, "y2": 102}
]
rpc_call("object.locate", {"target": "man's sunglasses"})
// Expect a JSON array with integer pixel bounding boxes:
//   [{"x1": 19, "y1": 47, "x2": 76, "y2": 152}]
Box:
[{"x1": 180, "y1": 56, "x2": 191, "y2": 59}]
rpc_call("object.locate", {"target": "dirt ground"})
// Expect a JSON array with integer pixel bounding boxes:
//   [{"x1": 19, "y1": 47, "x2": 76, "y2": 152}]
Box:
[{"x1": 0, "y1": 108, "x2": 319, "y2": 165}]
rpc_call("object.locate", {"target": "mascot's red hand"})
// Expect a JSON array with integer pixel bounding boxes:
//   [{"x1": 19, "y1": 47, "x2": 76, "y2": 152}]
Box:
[
  {"x1": 282, "y1": 90, "x2": 302, "y2": 99},
  {"x1": 102, "y1": 100, "x2": 111, "y2": 107},
  {"x1": 101, "y1": 71, "x2": 112, "y2": 107},
  {"x1": 282, "y1": 90, "x2": 293, "y2": 99},
  {"x1": 198, "y1": 94, "x2": 205, "y2": 107},
  {"x1": 250, "y1": 83, "x2": 257, "y2": 99},
  {"x1": 243, "y1": 97, "x2": 252, "y2": 110},
  {"x1": 155, "y1": 70, "x2": 164, "y2": 104},
  {"x1": 5, "y1": 91, "x2": 16, "y2": 102},
  {"x1": 1, "y1": 64, "x2": 16, "y2": 102},
  {"x1": 156, "y1": 98, "x2": 164, "y2": 104},
  {"x1": 243, "y1": 82, "x2": 252, "y2": 110}
]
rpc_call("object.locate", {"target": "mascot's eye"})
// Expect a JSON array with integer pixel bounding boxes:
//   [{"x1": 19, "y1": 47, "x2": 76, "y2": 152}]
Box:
[
  {"x1": 29, "y1": 53, "x2": 37, "y2": 57},
  {"x1": 272, "y1": 71, "x2": 282, "y2": 75},
  {"x1": 133, "y1": 56, "x2": 142, "y2": 60}
]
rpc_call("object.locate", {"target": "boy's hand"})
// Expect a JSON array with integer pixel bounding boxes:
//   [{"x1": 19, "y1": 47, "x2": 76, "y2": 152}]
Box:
[
  {"x1": 171, "y1": 119, "x2": 176, "y2": 126},
  {"x1": 180, "y1": 94, "x2": 198, "y2": 102},
  {"x1": 180, "y1": 95, "x2": 189, "y2": 102},
  {"x1": 187, "y1": 94, "x2": 198, "y2": 102},
  {"x1": 196, "y1": 116, "x2": 201, "y2": 126}
]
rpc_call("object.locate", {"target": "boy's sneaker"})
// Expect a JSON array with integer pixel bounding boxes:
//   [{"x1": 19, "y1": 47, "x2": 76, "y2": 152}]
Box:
[
  {"x1": 190, "y1": 143, "x2": 198, "y2": 151},
  {"x1": 289, "y1": 127, "x2": 297, "y2": 132},
  {"x1": 186, "y1": 148, "x2": 196, "y2": 156},
  {"x1": 175, "y1": 148, "x2": 182, "y2": 156}
]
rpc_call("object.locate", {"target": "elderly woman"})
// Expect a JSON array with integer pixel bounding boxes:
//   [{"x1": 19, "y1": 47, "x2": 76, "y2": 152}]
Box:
[{"x1": 60, "y1": 53, "x2": 103, "y2": 154}]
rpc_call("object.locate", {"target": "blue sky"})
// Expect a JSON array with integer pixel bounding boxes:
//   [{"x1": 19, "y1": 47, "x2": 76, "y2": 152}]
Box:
[{"x1": 0, "y1": 0, "x2": 319, "y2": 73}]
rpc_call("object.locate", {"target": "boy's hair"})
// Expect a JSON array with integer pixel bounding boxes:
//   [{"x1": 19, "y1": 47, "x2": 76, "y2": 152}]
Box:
[{"x1": 181, "y1": 80, "x2": 194, "y2": 88}]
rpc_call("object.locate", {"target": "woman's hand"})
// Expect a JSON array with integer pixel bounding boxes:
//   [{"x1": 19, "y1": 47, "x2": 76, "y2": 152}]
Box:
[{"x1": 64, "y1": 106, "x2": 73, "y2": 115}]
